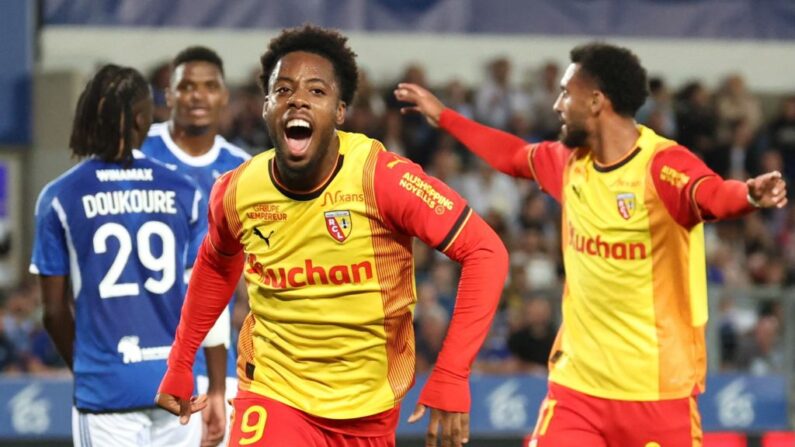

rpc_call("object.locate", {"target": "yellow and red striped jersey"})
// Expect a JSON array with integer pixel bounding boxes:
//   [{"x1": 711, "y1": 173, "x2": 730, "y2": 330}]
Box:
[
  {"x1": 212, "y1": 131, "x2": 471, "y2": 419},
  {"x1": 529, "y1": 125, "x2": 717, "y2": 401}
]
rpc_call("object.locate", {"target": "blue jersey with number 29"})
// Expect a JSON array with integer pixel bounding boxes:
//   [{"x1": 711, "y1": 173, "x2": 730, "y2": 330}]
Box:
[{"x1": 30, "y1": 151, "x2": 207, "y2": 413}]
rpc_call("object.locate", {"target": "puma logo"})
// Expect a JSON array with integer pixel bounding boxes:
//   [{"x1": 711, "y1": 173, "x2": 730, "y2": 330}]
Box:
[
  {"x1": 253, "y1": 227, "x2": 275, "y2": 247},
  {"x1": 571, "y1": 184, "x2": 582, "y2": 199}
]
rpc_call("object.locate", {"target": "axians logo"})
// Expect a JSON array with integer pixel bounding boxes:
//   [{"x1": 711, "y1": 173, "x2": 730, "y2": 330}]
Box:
[
  {"x1": 246, "y1": 255, "x2": 374, "y2": 288},
  {"x1": 320, "y1": 190, "x2": 364, "y2": 207},
  {"x1": 568, "y1": 224, "x2": 648, "y2": 260}
]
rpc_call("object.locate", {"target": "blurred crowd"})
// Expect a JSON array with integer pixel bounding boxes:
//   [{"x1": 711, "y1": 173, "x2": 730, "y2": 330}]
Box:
[{"x1": 3, "y1": 56, "x2": 794, "y2": 377}]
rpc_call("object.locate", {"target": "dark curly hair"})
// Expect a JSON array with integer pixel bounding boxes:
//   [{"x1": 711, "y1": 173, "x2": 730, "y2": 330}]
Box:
[
  {"x1": 259, "y1": 24, "x2": 358, "y2": 105},
  {"x1": 570, "y1": 43, "x2": 648, "y2": 117},
  {"x1": 172, "y1": 46, "x2": 225, "y2": 77},
  {"x1": 69, "y1": 64, "x2": 150, "y2": 164}
]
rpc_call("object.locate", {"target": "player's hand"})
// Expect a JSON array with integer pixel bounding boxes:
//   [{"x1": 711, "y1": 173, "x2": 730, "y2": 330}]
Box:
[
  {"x1": 155, "y1": 392, "x2": 208, "y2": 425},
  {"x1": 747, "y1": 170, "x2": 787, "y2": 208},
  {"x1": 201, "y1": 392, "x2": 226, "y2": 447},
  {"x1": 393, "y1": 83, "x2": 445, "y2": 127},
  {"x1": 408, "y1": 403, "x2": 470, "y2": 447}
]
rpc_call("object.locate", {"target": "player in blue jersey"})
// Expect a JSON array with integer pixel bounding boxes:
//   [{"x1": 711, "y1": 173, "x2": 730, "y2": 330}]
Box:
[
  {"x1": 30, "y1": 65, "x2": 208, "y2": 446},
  {"x1": 140, "y1": 46, "x2": 250, "y2": 446}
]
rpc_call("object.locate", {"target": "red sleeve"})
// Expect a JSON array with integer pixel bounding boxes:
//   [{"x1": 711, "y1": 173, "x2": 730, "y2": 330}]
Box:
[
  {"x1": 158, "y1": 173, "x2": 244, "y2": 400},
  {"x1": 528, "y1": 141, "x2": 572, "y2": 203},
  {"x1": 651, "y1": 146, "x2": 755, "y2": 227},
  {"x1": 439, "y1": 108, "x2": 570, "y2": 202},
  {"x1": 694, "y1": 177, "x2": 755, "y2": 220},
  {"x1": 417, "y1": 212, "x2": 508, "y2": 412},
  {"x1": 374, "y1": 151, "x2": 509, "y2": 412},
  {"x1": 374, "y1": 150, "x2": 471, "y2": 250},
  {"x1": 439, "y1": 108, "x2": 533, "y2": 179}
]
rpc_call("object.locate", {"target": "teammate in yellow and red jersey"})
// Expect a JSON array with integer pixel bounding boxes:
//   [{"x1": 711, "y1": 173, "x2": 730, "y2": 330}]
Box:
[
  {"x1": 154, "y1": 25, "x2": 509, "y2": 447},
  {"x1": 395, "y1": 43, "x2": 786, "y2": 447}
]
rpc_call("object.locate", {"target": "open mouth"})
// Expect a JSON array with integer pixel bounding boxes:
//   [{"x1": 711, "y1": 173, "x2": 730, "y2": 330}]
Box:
[{"x1": 284, "y1": 118, "x2": 313, "y2": 157}]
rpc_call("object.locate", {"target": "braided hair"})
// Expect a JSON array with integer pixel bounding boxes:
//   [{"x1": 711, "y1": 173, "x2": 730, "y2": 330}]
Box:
[{"x1": 69, "y1": 64, "x2": 151, "y2": 164}]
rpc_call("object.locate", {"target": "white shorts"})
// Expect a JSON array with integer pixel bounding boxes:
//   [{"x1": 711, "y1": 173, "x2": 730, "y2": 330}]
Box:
[
  {"x1": 72, "y1": 406, "x2": 201, "y2": 447},
  {"x1": 196, "y1": 375, "x2": 238, "y2": 447}
]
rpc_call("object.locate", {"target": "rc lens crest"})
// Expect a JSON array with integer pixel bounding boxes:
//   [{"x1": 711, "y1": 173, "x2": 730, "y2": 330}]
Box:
[
  {"x1": 324, "y1": 210, "x2": 352, "y2": 243},
  {"x1": 616, "y1": 192, "x2": 636, "y2": 220}
]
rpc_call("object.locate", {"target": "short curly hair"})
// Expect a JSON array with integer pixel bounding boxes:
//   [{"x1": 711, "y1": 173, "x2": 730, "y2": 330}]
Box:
[
  {"x1": 172, "y1": 46, "x2": 225, "y2": 77},
  {"x1": 570, "y1": 43, "x2": 648, "y2": 117},
  {"x1": 259, "y1": 25, "x2": 358, "y2": 105}
]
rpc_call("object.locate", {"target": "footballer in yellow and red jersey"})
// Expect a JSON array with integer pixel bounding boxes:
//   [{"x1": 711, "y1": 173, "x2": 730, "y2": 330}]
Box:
[
  {"x1": 438, "y1": 108, "x2": 766, "y2": 404},
  {"x1": 158, "y1": 129, "x2": 508, "y2": 437},
  {"x1": 433, "y1": 108, "x2": 778, "y2": 446}
]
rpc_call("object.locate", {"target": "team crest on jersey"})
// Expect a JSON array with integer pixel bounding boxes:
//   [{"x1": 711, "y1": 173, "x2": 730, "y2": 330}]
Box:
[
  {"x1": 324, "y1": 210, "x2": 352, "y2": 243},
  {"x1": 616, "y1": 192, "x2": 636, "y2": 220}
]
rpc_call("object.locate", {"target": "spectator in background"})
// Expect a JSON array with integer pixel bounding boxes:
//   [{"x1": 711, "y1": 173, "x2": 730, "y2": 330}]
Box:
[
  {"x1": 442, "y1": 79, "x2": 475, "y2": 121},
  {"x1": 354, "y1": 69, "x2": 387, "y2": 118},
  {"x1": 636, "y1": 77, "x2": 677, "y2": 138},
  {"x1": 675, "y1": 81, "x2": 718, "y2": 157},
  {"x1": 715, "y1": 74, "x2": 763, "y2": 145},
  {"x1": 414, "y1": 283, "x2": 450, "y2": 374},
  {"x1": 384, "y1": 63, "x2": 438, "y2": 166},
  {"x1": 507, "y1": 297, "x2": 556, "y2": 374},
  {"x1": 226, "y1": 80, "x2": 270, "y2": 152},
  {"x1": 703, "y1": 118, "x2": 760, "y2": 180},
  {"x1": 343, "y1": 70, "x2": 386, "y2": 141},
  {"x1": 428, "y1": 259, "x2": 460, "y2": 315},
  {"x1": 513, "y1": 226, "x2": 559, "y2": 291},
  {"x1": 737, "y1": 315, "x2": 784, "y2": 375},
  {"x1": 518, "y1": 189, "x2": 559, "y2": 241},
  {"x1": 426, "y1": 135, "x2": 464, "y2": 189},
  {"x1": 528, "y1": 61, "x2": 562, "y2": 140},
  {"x1": 768, "y1": 95, "x2": 795, "y2": 181},
  {"x1": 458, "y1": 159, "x2": 522, "y2": 226},
  {"x1": 148, "y1": 61, "x2": 172, "y2": 123},
  {"x1": 507, "y1": 112, "x2": 542, "y2": 143},
  {"x1": 1, "y1": 284, "x2": 37, "y2": 367},
  {"x1": 474, "y1": 57, "x2": 529, "y2": 130},
  {"x1": 0, "y1": 304, "x2": 20, "y2": 374}
]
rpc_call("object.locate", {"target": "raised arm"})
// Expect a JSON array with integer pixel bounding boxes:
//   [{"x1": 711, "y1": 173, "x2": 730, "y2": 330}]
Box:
[{"x1": 395, "y1": 82, "x2": 572, "y2": 202}]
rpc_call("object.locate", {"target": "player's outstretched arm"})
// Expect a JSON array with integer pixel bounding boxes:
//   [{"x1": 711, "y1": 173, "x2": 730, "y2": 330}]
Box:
[
  {"x1": 395, "y1": 82, "x2": 536, "y2": 179},
  {"x1": 651, "y1": 147, "x2": 788, "y2": 225}
]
